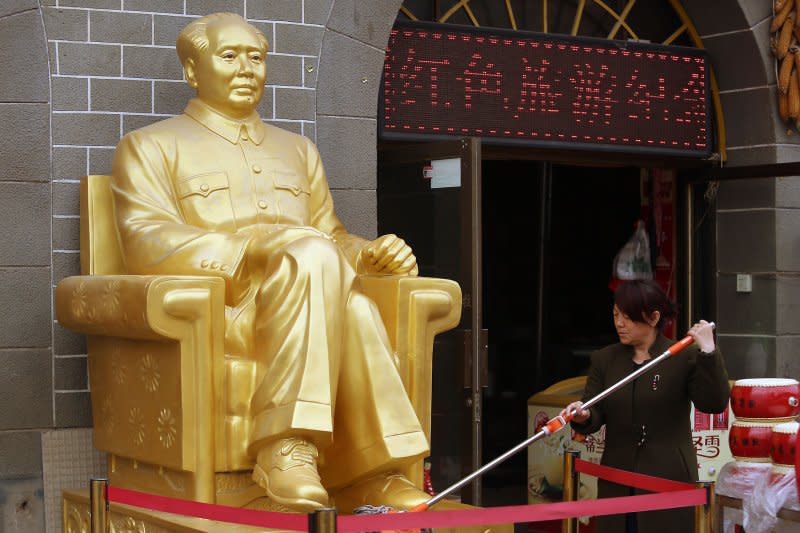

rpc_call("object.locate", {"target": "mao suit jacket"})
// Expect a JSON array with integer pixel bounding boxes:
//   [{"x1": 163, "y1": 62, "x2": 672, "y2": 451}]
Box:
[
  {"x1": 571, "y1": 334, "x2": 730, "y2": 533},
  {"x1": 111, "y1": 98, "x2": 368, "y2": 357}
]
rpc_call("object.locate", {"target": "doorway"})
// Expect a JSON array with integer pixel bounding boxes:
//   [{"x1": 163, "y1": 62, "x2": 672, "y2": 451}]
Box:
[
  {"x1": 378, "y1": 142, "x2": 656, "y2": 505},
  {"x1": 479, "y1": 160, "x2": 643, "y2": 505}
]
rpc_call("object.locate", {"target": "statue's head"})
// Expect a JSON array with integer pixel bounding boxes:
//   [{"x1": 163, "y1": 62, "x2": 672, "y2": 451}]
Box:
[{"x1": 177, "y1": 13, "x2": 269, "y2": 119}]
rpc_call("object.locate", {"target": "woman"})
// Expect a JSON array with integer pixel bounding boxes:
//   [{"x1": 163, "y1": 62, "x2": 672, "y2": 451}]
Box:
[{"x1": 562, "y1": 280, "x2": 729, "y2": 533}]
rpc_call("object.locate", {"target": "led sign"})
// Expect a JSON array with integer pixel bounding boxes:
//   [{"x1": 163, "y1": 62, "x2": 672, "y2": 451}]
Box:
[{"x1": 381, "y1": 22, "x2": 711, "y2": 157}]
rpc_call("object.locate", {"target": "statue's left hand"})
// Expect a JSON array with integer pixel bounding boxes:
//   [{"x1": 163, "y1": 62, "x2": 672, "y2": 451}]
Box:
[{"x1": 358, "y1": 234, "x2": 418, "y2": 276}]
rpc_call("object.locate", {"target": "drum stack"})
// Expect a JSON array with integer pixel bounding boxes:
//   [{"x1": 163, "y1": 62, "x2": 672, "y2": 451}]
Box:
[{"x1": 728, "y1": 378, "x2": 800, "y2": 481}]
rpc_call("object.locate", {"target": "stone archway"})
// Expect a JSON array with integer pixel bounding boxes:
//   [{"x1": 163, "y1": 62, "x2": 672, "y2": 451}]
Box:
[
  {"x1": 315, "y1": 0, "x2": 404, "y2": 239},
  {"x1": 682, "y1": 2, "x2": 787, "y2": 165}
]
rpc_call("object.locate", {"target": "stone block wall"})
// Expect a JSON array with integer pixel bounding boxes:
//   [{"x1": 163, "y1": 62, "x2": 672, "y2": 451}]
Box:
[
  {"x1": 0, "y1": 2, "x2": 52, "y2": 531},
  {"x1": 683, "y1": 2, "x2": 800, "y2": 379}
]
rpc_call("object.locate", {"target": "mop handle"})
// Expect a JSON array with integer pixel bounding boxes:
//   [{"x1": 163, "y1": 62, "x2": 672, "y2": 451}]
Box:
[{"x1": 413, "y1": 323, "x2": 714, "y2": 511}]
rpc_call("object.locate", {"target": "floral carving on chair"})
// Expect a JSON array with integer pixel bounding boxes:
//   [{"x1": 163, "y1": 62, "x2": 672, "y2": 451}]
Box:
[
  {"x1": 139, "y1": 353, "x2": 160, "y2": 393},
  {"x1": 156, "y1": 408, "x2": 177, "y2": 449},
  {"x1": 111, "y1": 348, "x2": 127, "y2": 385},
  {"x1": 71, "y1": 281, "x2": 89, "y2": 320},
  {"x1": 129, "y1": 407, "x2": 146, "y2": 446},
  {"x1": 101, "y1": 396, "x2": 116, "y2": 436},
  {"x1": 102, "y1": 280, "x2": 123, "y2": 318}
]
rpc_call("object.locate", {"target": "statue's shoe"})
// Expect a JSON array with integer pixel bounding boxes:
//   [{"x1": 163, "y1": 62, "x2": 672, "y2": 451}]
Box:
[
  {"x1": 252, "y1": 437, "x2": 329, "y2": 512},
  {"x1": 332, "y1": 472, "x2": 430, "y2": 513}
]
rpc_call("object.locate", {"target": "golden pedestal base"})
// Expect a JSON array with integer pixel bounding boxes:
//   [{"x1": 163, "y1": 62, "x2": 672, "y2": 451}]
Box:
[{"x1": 63, "y1": 490, "x2": 513, "y2": 533}]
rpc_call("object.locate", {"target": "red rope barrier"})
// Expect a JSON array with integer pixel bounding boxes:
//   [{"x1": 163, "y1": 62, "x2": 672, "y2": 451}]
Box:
[
  {"x1": 106, "y1": 483, "x2": 705, "y2": 532},
  {"x1": 105, "y1": 458, "x2": 707, "y2": 531},
  {"x1": 107, "y1": 486, "x2": 307, "y2": 531},
  {"x1": 337, "y1": 489, "x2": 706, "y2": 532},
  {"x1": 574, "y1": 458, "x2": 698, "y2": 493}
]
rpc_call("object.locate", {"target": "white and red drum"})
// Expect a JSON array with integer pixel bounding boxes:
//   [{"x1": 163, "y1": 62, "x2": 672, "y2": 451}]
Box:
[
  {"x1": 730, "y1": 378, "x2": 800, "y2": 421},
  {"x1": 770, "y1": 421, "x2": 799, "y2": 466},
  {"x1": 729, "y1": 419, "x2": 778, "y2": 461}
]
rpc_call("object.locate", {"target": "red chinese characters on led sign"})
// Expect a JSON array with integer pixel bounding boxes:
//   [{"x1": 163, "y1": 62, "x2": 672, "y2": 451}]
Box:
[{"x1": 381, "y1": 23, "x2": 710, "y2": 157}]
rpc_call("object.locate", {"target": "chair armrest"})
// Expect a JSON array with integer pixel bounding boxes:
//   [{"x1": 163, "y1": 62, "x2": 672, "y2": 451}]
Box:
[
  {"x1": 56, "y1": 274, "x2": 226, "y2": 502},
  {"x1": 55, "y1": 275, "x2": 225, "y2": 341}
]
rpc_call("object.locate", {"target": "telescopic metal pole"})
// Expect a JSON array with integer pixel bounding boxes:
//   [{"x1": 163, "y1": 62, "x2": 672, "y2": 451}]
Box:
[{"x1": 414, "y1": 326, "x2": 712, "y2": 511}]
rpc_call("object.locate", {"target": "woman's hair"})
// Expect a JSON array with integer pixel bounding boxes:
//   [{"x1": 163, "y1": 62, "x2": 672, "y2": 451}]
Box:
[{"x1": 613, "y1": 280, "x2": 677, "y2": 331}]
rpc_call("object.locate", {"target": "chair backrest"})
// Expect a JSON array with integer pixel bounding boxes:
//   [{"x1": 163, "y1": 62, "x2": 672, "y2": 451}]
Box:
[{"x1": 80, "y1": 175, "x2": 126, "y2": 275}]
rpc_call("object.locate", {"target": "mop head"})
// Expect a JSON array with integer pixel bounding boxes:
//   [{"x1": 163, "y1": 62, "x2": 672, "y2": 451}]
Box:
[
  {"x1": 354, "y1": 505, "x2": 397, "y2": 515},
  {"x1": 352, "y1": 505, "x2": 431, "y2": 533}
]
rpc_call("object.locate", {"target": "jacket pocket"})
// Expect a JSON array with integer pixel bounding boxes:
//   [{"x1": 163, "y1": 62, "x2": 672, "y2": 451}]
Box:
[
  {"x1": 274, "y1": 170, "x2": 311, "y2": 196},
  {"x1": 273, "y1": 170, "x2": 310, "y2": 222},
  {"x1": 176, "y1": 172, "x2": 236, "y2": 231}
]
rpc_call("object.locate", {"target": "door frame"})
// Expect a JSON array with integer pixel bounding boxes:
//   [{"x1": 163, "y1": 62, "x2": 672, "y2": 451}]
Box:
[{"x1": 378, "y1": 137, "x2": 485, "y2": 503}]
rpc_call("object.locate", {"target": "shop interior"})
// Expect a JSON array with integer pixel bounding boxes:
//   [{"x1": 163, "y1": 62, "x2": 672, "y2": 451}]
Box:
[{"x1": 480, "y1": 159, "x2": 643, "y2": 505}]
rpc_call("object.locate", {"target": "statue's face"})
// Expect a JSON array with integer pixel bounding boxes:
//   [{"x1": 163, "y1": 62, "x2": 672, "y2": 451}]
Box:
[{"x1": 191, "y1": 20, "x2": 266, "y2": 118}]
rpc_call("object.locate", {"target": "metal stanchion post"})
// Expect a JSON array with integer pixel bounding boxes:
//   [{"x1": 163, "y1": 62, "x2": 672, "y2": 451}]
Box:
[
  {"x1": 694, "y1": 481, "x2": 716, "y2": 533},
  {"x1": 308, "y1": 508, "x2": 338, "y2": 533},
  {"x1": 562, "y1": 449, "x2": 580, "y2": 533},
  {"x1": 89, "y1": 478, "x2": 109, "y2": 533}
]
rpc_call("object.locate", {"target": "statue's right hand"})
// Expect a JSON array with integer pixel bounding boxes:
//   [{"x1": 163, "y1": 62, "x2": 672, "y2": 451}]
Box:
[{"x1": 561, "y1": 401, "x2": 590, "y2": 424}]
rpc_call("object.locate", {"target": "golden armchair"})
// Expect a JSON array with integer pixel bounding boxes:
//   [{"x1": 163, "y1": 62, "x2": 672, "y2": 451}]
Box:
[{"x1": 55, "y1": 175, "x2": 462, "y2": 508}]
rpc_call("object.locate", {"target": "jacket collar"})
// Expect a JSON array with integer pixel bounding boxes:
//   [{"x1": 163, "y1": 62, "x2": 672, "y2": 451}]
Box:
[
  {"x1": 616, "y1": 333, "x2": 673, "y2": 360},
  {"x1": 648, "y1": 334, "x2": 673, "y2": 358},
  {"x1": 184, "y1": 98, "x2": 265, "y2": 145}
]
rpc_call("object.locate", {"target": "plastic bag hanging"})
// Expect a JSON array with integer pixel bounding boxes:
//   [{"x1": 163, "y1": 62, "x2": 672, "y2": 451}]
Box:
[{"x1": 609, "y1": 220, "x2": 653, "y2": 291}]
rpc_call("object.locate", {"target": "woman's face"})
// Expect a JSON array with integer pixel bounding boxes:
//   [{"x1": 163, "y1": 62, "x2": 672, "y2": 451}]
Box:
[{"x1": 613, "y1": 304, "x2": 659, "y2": 347}]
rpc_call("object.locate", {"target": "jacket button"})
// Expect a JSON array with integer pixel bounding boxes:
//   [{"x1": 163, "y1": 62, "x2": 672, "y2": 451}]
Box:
[
  {"x1": 252, "y1": 164, "x2": 262, "y2": 173},
  {"x1": 201, "y1": 260, "x2": 209, "y2": 268},
  {"x1": 211, "y1": 261, "x2": 219, "y2": 269},
  {"x1": 220, "y1": 264, "x2": 228, "y2": 271},
  {"x1": 258, "y1": 200, "x2": 268, "y2": 209},
  {"x1": 200, "y1": 183, "x2": 210, "y2": 192}
]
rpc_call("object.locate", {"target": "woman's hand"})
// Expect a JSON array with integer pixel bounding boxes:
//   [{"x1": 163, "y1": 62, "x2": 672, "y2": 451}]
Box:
[
  {"x1": 688, "y1": 320, "x2": 715, "y2": 353},
  {"x1": 561, "y1": 401, "x2": 590, "y2": 424}
]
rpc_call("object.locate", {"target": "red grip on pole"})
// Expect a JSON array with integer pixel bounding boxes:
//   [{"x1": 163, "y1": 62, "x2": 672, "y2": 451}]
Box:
[
  {"x1": 544, "y1": 416, "x2": 566, "y2": 434},
  {"x1": 667, "y1": 335, "x2": 694, "y2": 356}
]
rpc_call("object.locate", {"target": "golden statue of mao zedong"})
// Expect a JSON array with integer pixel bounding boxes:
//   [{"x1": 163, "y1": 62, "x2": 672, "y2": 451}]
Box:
[{"x1": 109, "y1": 12, "x2": 433, "y2": 513}]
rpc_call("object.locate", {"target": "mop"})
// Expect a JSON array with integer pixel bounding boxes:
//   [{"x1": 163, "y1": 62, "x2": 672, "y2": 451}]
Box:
[{"x1": 353, "y1": 324, "x2": 713, "y2": 532}]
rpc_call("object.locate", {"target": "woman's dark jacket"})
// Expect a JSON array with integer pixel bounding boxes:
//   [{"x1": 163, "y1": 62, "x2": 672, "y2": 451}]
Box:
[{"x1": 571, "y1": 335, "x2": 730, "y2": 533}]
